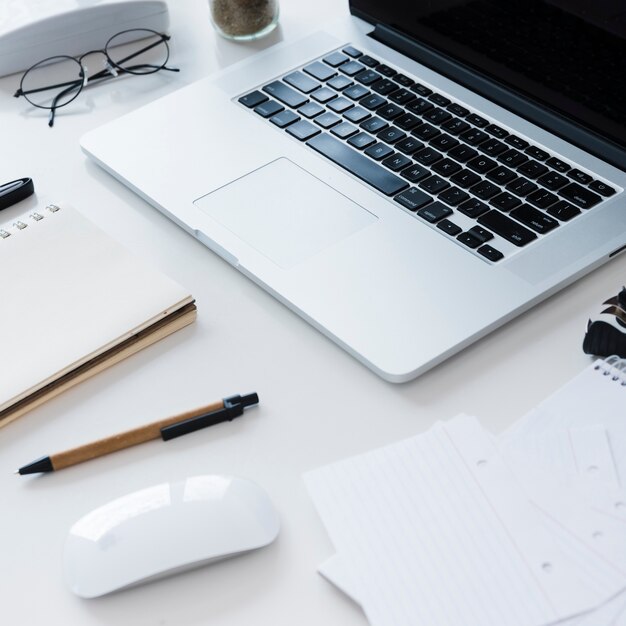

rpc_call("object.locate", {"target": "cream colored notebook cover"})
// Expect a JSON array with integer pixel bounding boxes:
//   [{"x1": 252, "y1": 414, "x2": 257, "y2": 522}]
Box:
[{"x1": 0, "y1": 203, "x2": 195, "y2": 426}]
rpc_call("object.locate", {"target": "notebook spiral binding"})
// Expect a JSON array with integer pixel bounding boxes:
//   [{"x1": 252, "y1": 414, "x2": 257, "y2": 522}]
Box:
[
  {"x1": 0, "y1": 204, "x2": 60, "y2": 239},
  {"x1": 594, "y1": 355, "x2": 626, "y2": 385}
]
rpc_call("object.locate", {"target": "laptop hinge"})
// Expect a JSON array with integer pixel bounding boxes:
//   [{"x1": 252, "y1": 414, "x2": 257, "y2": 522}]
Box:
[{"x1": 370, "y1": 23, "x2": 626, "y2": 171}]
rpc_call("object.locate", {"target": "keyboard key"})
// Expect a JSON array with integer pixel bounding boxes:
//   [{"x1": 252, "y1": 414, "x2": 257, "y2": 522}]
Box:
[
  {"x1": 371, "y1": 79, "x2": 399, "y2": 96},
  {"x1": 328, "y1": 97, "x2": 354, "y2": 113},
  {"x1": 359, "y1": 55, "x2": 379, "y2": 67},
  {"x1": 450, "y1": 169, "x2": 481, "y2": 189},
  {"x1": 428, "y1": 93, "x2": 450, "y2": 106},
  {"x1": 438, "y1": 186, "x2": 469, "y2": 206},
  {"x1": 527, "y1": 188, "x2": 558, "y2": 209},
  {"x1": 467, "y1": 155, "x2": 497, "y2": 174},
  {"x1": 486, "y1": 165, "x2": 517, "y2": 185},
  {"x1": 307, "y1": 133, "x2": 408, "y2": 196},
  {"x1": 510, "y1": 205, "x2": 559, "y2": 234},
  {"x1": 378, "y1": 103, "x2": 405, "y2": 120},
  {"x1": 395, "y1": 113, "x2": 421, "y2": 130},
  {"x1": 546, "y1": 157, "x2": 570, "y2": 173},
  {"x1": 419, "y1": 175, "x2": 449, "y2": 194},
  {"x1": 340, "y1": 61, "x2": 366, "y2": 76},
  {"x1": 467, "y1": 225, "x2": 493, "y2": 243},
  {"x1": 441, "y1": 117, "x2": 470, "y2": 136},
  {"x1": 478, "y1": 138, "x2": 508, "y2": 156},
  {"x1": 558, "y1": 183, "x2": 602, "y2": 209},
  {"x1": 437, "y1": 219, "x2": 463, "y2": 236},
  {"x1": 411, "y1": 123, "x2": 440, "y2": 141},
  {"x1": 376, "y1": 64, "x2": 396, "y2": 78},
  {"x1": 506, "y1": 177, "x2": 538, "y2": 197},
  {"x1": 315, "y1": 112, "x2": 341, "y2": 128},
  {"x1": 567, "y1": 169, "x2": 593, "y2": 185},
  {"x1": 286, "y1": 120, "x2": 320, "y2": 141},
  {"x1": 327, "y1": 75, "x2": 353, "y2": 91},
  {"x1": 303, "y1": 61, "x2": 336, "y2": 81},
  {"x1": 504, "y1": 135, "x2": 529, "y2": 150},
  {"x1": 254, "y1": 99, "x2": 284, "y2": 118},
  {"x1": 360, "y1": 117, "x2": 388, "y2": 133},
  {"x1": 466, "y1": 114, "x2": 488, "y2": 127},
  {"x1": 393, "y1": 74, "x2": 414, "y2": 87},
  {"x1": 348, "y1": 132, "x2": 376, "y2": 149},
  {"x1": 589, "y1": 180, "x2": 616, "y2": 197},
  {"x1": 330, "y1": 122, "x2": 358, "y2": 138},
  {"x1": 360, "y1": 94, "x2": 387, "y2": 110},
  {"x1": 378, "y1": 126, "x2": 406, "y2": 144},
  {"x1": 460, "y1": 128, "x2": 489, "y2": 146},
  {"x1": 342, "y1": 46, "x2": 362, "y2": 58},
  {"x1": 394, "y1": 187, "x2": 433, "y2": 211},
  {"x1": 497, "y1": 149, "x2": 528, "y2": 168},
  {"x1": 344, "y1": 106, "x2": 370, "y2": 123},
  {"x1": 448, "y1": 144, "x2": 478, "y2": 163},
  {"x1": 489, "y1": 192, "x2": 521, "y2": 212},
  {"x1": 388, "y1": 89, "x2": 416, "y2": 105},
  {"x1": 547, "y1": 200, "x2": 581, "y2": 221},
  {"x1": 517, "y1": 160, "x2": 548, "y2": 179},
  {"x1": 524, "y1": 146, "x2": 550, "y2": 161},
  {"x1": 382, "y1": 153, "x2": 412, "y2": 171},
  {"x1": 470, "y1": 180, "x2": 500, "y2": 199},
  {"x1": 355, "y1": 69, "x2": 382, "y2": 85},
  {"x1": 447, "y1": 103, "x2": 469, "y2": 117},
  {"x1": 364, "y1": 142, "x2": 394, "y2": 161},
  {"x1": 270, "y1": 110, "x2": 299, "y2": 128},
  {"x1": 263, "y1": 81, "x2": 308, "y2": 108},
  {"x1": 410, "y1": 83, "x2": 433, "y2": 96},
  {"x1": 417, "y1": 201, "x2": 452, "y2": 223},
  {"x1": 284, "y1": 71, "x2": 320, "y2": 94},
  {"x1": 477, "y1": 244, "x2": 504, "y2": 262},
  {"x1": 298, "y1": 102, "x2": 325, "y2": 118},
  {"x1": 395, "y1": 137, "x2": 424, "y2": 155},
  {"x1": 423, "y1": 107, "x2": 451, "y2": 125},
  {"x1": 414, "y1": 146, "x2": 443, "y2": 165},
  {"x1": 456, "y1": 231, "x2": 482, "y2": 248},
  {"x1": 344, "y1": 84, "x2": 370, "y2": 100},
  {"x1": 324, "y1": 52, "x2": 349, "y2": 67},
  {"x1": 485, "y1": 124, "x2": 508, "y2": 139},
  {"x1": 401, "y1": 163, "x2": 430, "y2": 182},
  {"x1": 458, "y1": 198, "x2": 489, "y2": 218},
  {"x1": 430, "y1": 133, "x2": 460, "y2": 152},
  {"x1": 478, "y1": 210, "x2": 537, "y2": 246},
  {"x1": 407, "y1": 98, "x2": 433, "y2": 115},
  {"x1": 537, "y1": 171, "x2": 569, "y2": 190},
  {"x1": 432, "y1": 158, "x2": 461, "y2": 177},
  {"x1": 238, "y1": 90, "x2": 268, "y2": 108},
  {"x1": 311, "y1": 87, "x2": 337, "y2": 103}
]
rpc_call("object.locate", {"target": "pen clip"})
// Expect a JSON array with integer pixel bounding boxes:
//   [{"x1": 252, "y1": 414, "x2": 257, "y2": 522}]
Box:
[{"x1": 160, "y1": 403, "x2": 243, "y2": 441}]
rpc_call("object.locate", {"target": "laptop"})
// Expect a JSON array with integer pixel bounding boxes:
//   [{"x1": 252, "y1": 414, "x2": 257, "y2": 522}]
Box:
[{"x1": 80, "y1": 0, "x2": 626, "y2": 382}]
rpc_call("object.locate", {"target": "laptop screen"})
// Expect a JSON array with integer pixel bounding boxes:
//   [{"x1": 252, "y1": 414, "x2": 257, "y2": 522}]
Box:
[{"x1": 350, "y1": 0, "x2": 626, "y2": 153}]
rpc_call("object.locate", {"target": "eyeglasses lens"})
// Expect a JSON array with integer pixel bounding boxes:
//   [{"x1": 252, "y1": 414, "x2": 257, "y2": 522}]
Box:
[
  {"x1": 106, "y1": 29, "x2": 169, "y2": 75},
  {"x1": 21, "y1": 56, "x2": 83, "y2": 109}
]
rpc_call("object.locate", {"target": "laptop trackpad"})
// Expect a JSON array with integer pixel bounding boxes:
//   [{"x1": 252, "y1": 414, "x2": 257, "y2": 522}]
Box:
[{"x1": 193, "y1": 158, "x2": 377, "y2": 269}]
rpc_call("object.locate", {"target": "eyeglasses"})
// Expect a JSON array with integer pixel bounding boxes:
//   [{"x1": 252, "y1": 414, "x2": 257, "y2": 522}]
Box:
[{"x1": 13, "y1": 29, "x2": 179, "y2": 127}]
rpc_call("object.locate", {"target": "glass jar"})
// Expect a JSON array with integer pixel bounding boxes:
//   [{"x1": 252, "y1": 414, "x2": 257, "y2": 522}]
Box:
[{"x1": 209, "y1": 0, "x2": 279, "y2": 41}]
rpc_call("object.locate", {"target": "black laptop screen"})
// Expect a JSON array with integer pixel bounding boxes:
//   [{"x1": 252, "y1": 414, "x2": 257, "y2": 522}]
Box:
[{"x1": 350, "y1": 0, "x2": 626, "y2": 152}]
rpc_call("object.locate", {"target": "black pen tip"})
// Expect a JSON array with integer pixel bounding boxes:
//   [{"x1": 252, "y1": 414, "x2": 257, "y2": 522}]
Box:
[{"x1": 17, "y1": 456, "x2": 54, "y2": 475}]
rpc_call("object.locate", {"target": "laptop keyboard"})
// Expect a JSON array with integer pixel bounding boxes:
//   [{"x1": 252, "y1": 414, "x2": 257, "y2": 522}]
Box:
[{"x1": 236, "y1": 46, "x2": 620, "y2": 263}]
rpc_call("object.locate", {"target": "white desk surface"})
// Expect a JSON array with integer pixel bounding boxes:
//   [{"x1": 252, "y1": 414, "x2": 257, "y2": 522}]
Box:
[{"x1": 1, "y1": 1, "x2": 625, "y2": 624}]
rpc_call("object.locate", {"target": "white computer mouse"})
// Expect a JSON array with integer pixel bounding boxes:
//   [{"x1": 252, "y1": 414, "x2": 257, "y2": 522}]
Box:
[{"x1": 63, "y1": 475, "x2": 280, "y2": 598}]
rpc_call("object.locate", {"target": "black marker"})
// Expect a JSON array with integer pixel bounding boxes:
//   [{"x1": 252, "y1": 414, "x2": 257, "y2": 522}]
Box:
[{"x1": 0, "y1": 178, "x2": 35, "y2": 210}]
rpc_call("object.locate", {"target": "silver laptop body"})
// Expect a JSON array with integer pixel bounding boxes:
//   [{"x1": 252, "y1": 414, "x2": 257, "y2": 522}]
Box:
[{"x1": 80, "y1": 9, "x2": 626, "y2": 382}]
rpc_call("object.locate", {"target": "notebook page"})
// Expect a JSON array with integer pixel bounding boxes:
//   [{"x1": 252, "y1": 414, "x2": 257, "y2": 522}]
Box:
[{"x1": 0, "y1": 205, "x2": 192, "y2": 411}]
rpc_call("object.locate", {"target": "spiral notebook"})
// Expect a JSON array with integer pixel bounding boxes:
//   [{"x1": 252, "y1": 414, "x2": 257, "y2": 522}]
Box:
[
  {"x1": 305, "y1": 357, "x2": 626, "y2": 626},
  {"x1": 0, "y1": 203, "x2": 196, "y2": 427}
]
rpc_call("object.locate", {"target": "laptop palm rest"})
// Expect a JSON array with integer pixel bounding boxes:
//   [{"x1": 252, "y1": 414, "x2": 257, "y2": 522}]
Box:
[{"x1": 193, "y1": 158, "x2": 377, "y2": 269}]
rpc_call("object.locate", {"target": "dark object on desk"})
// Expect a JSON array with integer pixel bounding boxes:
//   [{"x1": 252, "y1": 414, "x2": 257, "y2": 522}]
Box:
[
  {"x1": 583, "y1": 287, "x2": 626, "y2": 359},
  {"x1": 17, "y1": 392, "x2": 258, "y2": 475},
  {"x1": 0, "y1": 178, "x2": 34, "y2": 210}
]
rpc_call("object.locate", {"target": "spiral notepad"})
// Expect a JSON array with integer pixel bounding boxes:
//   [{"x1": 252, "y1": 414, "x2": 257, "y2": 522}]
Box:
[{"x1": 0, "y1": 203, "x2": 196, "y2": 427}]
